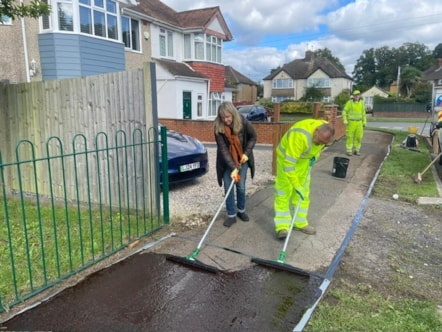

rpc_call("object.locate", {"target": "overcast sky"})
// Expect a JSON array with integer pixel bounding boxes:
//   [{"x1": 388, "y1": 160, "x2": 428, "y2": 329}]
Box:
[{"x1": 161, "y1": 0, "x2": 442, "y2": 83}]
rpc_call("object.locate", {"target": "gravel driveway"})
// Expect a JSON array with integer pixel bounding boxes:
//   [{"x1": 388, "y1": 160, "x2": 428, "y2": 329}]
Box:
[{"x1": 166, "y1": 144, "x2": 275, "y2": 227}]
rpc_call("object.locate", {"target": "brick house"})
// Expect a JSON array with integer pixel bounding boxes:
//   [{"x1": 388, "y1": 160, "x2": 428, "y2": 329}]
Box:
[
  {"x1": 224, "y1": 65, "x2": 258, "y2": 104},
  {"x1": 262, "y1": 50, "x2": 352, "y2": 103},
  {"x1": 0, "y1": 0, "x2": 254, "y2": 120}
]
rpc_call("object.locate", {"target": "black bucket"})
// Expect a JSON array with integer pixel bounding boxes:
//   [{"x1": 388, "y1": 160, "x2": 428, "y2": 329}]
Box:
[{"x1": 332, "y1": 157, "x2": 350, "y2": 178}]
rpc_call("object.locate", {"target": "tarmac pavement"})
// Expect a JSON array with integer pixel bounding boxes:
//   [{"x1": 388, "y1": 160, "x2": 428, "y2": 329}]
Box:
[{"x1": 149, "y1": 130, "x2": 392, "y2": 274}]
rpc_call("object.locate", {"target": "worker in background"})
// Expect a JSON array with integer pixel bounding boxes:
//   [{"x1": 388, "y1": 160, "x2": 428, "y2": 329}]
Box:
[
  {"x1": 274, "y1": 119, "x2": 335, "y2": 239},
  {"x1": 342, "y1": 90, "x2": 367, "y2": 156}
]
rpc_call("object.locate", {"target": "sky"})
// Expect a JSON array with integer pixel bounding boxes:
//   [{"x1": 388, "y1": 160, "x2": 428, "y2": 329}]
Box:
[{"x1": 161, "y1": 0, "x2": 442, "y2": 83}]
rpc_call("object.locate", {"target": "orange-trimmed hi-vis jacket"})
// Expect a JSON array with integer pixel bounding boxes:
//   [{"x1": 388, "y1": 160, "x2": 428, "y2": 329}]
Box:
[{"x1": 273, "y1": 119, "x2": 329, "y2": 233}]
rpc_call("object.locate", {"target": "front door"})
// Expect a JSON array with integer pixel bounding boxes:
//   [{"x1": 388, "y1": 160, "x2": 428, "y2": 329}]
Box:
[{"x1": 183, "y1": 92, "x2": 191, "y2": 119}]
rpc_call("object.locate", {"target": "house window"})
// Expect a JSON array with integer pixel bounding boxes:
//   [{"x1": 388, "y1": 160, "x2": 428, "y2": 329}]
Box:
[
  {"x1": 184, "y1": 34, "x2": 191, "y2": 59},
  {"x1": 121, "y1": 16, "x2": 140, "y2": 51},
  {"x1": 184, "y1": 33, "x2": 222, "y2": 63},
  {"x1": 197, "y1": 95, "x2": 203, "y2": 117},
  {"x1": 41, "y1": 0, "x2": 51, "y2": 29},
  {"x1": 194, "y1": 34, "x2": 204, "y2": 60},
  {"x1": 159, "y1": 28, "x2": 173, "y2": 57},
  {"x1": 272, "y1": 96, "x2": 293, "y2": 103},
  {"x1": 438, "y1": 79, "x2": 442, "y2": 85},
  {"x1": 57, "y1": 0, "x2": 74, "y2": 31},
  {"x1": 307, "y1": 78, "x2": 330, "y2": 88},
  {"x1": 1, "y1": 15, "x2": 12, "y2": 25},
  {"x1": 206, "y1": 35, "x2": 222, "y2": 63},
  {"x1": 78, "y1": 0, "x2": 118, "y2": 39},
  {"x1": 208, "y1": 92, "x2": 221, "y2": 117},
  {"x1": 272, "y1": 79, "x2": 293, "y2": 89}
]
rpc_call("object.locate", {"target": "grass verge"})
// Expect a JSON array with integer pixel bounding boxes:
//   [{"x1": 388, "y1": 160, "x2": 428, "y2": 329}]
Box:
[{"x1": 305, "y1": 128, "x2": 442, "y2": 332}]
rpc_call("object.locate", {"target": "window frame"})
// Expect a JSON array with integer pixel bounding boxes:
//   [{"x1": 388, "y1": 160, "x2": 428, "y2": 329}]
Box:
[
  {"x1": 159, "y1": 28, "x2": 174, "y2": 58},
  {"x1": 306, "y1": 78, "x2": 330, "y2": 88},
  {"x1": 121, "y1": 15, "x2": 140, "y2": 51},
  {"x1": 272, "y1": 78, "x2": 293, "y2": 89}
]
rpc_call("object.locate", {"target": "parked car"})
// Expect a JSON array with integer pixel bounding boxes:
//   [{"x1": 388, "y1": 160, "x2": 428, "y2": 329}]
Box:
[
  {"x1": 159, "y1": 126, "x2": 209, "y2": 183},
  {"x1": 237, "y1": 105, "x2": 268, "y2": 121}
]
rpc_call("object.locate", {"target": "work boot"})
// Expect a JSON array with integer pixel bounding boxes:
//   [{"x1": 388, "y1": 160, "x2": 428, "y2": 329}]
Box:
[
  {"x1": 294, "y1": 225, "x2": 316, "y2": 235},
  {"x1": 223, "y1": 217, "x2": 236, "y2": 227},
  {"x1": 346, "y1": 152, "x2": 352, "y2": 156},
  {"x1": 354, "y1": 151, "x2": 361, "y2": 156},
  {"x1": 237, "y1": 211, "x2": 249, "y2": 222},
  {"x1": 277, "y1": 229, "x2": 288, "y2": 239}
]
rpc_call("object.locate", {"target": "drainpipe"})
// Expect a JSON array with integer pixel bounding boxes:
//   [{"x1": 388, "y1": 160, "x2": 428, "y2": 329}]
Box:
[{"x1": 21, "y1": 0, "x2": 31, "y2": 83}]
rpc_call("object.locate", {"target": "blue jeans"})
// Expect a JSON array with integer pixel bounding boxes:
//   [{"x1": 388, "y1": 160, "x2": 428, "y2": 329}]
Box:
[{"x1": 223, "y1": 164, "x2": 248, "y2": 218}]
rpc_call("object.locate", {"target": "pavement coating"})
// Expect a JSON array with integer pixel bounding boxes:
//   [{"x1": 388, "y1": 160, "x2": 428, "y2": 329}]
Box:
[{"x1": 1, "y1": 130, "x2": 398, "y2": 331}]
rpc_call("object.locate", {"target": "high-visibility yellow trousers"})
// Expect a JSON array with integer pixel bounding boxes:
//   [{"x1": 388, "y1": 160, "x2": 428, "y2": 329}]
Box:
[
  {"x1": 274, "y1": 159, "x2": 310, "y2": 233},
  {"x1": 346, "y1": 120, "x2": 364, "y2": 153}
]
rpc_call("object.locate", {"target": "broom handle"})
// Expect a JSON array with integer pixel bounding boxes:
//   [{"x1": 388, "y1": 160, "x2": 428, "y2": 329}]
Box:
[
  {"x1": 281, "y1": 163, "x2": 314, "y2": 255},
  {"x1": 420, "y1": 151, "x2": 442, "y2": 175},
  {"x1": 196, "y1": 179, "x2": 235, "y2": 250}
]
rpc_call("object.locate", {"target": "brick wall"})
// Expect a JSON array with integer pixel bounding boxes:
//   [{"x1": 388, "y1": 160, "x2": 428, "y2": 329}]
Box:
[{"x1": 160, "y1": 105, "x2": 344, "y2": 145}]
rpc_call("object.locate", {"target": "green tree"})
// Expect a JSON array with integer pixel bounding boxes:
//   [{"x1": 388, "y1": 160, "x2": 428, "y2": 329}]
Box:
[
  {"x1": 314, "y1": 48, "x2": 346, "y2": 73},
  {"x1": 412, "y1": 81, "x2": 432, "y2": 103},
  {"x1": 300, "y1": 87, "x2": 323, "y2": 102},
  {"x1": 433, "y1": 43, "x2": 442, "y2": 59},
  {"x1": 353, "y1": 42, "x2": 432, "y2": 93},
  {"x1": 334, "y1": 90, "x2": 351, "y2": 110},
  {"x1": 0, "y1": 0, "x2": 50, "y2": 21},
  {"x1": 399, "y1": 66, "x2": 422, "y2": 98}
]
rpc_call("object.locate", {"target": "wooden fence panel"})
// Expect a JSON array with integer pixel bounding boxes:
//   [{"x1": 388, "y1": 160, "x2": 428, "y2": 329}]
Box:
[{"x1": 0, "y1": 64, "x2": 156, "y2": 203}]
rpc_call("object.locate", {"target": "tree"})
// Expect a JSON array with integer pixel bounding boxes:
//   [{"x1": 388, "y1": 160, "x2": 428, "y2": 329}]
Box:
[
  {"x1": 0, "y1": 0, "x2": 50, "y2": 22},
  {"x1": 398, "y1": 66, "x2": 422, "y2": 98},
  {"x1": 300, "y1": 86, "x2": 323, "y2": 102},
  {"x1": 314, "y1": 48, "x2": 346, "y2": 73},
  {"x1": 433, "y1": 43, "x2": 442, "y2": 59},
  {"x1": 352, "y1": 42, "x2": 432, "y2": 93}
]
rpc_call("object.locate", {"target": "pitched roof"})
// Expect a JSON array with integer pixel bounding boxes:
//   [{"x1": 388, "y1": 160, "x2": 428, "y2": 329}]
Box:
[
  {"x1": 422, "y1": 58, "x2": 442, "y2": 80},
  {"x1": 154, "y1": 59, "x2": 209, "y2": 79},
  {"x1": 224, "y1": 66, "x2": 257, "y2": 86},
  {"x1": 128, "y1": 0, "x2": 232, "y2": 41},
  {"x1": 263, "y1": 50, "x2": 352, "y2": 81}
]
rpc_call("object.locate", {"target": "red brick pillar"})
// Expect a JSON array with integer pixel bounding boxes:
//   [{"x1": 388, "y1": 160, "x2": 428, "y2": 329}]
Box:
[{"x1": 273, "y1": 103, "x2": 280, "y2": 122}]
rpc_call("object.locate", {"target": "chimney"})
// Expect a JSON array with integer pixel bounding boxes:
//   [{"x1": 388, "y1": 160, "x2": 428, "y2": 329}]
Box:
[{"x1": 305, "y1": 50, "x2": 314, "y2": 61}]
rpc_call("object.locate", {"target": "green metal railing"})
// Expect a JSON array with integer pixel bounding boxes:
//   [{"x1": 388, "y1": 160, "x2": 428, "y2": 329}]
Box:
[{"x1": 0, "y1": 127, "x2": 169, "y2": 312}]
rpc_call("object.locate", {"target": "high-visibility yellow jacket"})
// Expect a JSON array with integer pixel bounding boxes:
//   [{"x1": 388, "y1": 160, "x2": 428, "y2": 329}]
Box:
[
  {"x1": 342, "y1": 99, "x2": 366, "y2": 126},
  {"x1": 276, "y1": 119, "x2": 328, "y2": 188}
]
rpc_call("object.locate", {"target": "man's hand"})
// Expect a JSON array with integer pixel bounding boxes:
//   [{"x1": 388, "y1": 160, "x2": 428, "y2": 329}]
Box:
[
  {"x1": 310, "y1": 157, "x2": 316, "y2": 166},
  {"x1": 240, "y1": 154, "x2": 248, "y2": 163},
  {"x1": 295, "y1": 186, "x2": 306, "y2": 200},
  {"x1": 231, "y1": 169, "x2": 240, "y2": 183}
]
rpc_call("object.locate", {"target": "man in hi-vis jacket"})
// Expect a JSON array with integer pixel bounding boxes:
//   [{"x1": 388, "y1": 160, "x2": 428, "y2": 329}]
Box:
[
  {"x1": 274, "y1": 119, "x2": 335, "y2": 239},
  {"x1": 342, "y1": 90, "x2": 366, "y2": 156}
]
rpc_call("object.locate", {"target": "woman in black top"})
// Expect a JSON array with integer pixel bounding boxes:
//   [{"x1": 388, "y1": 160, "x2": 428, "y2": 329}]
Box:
[{"x1": 214, "y1": 101, "x2": 257, "y2": 227}]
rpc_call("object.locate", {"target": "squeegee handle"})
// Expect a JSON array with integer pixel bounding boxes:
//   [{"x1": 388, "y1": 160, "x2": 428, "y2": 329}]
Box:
[{"x1": 195, "y1": 180, "x2": 235, "y2": 250}]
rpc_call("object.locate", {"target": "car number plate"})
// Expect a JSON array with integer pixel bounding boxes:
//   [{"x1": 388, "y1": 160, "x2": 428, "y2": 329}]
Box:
[{"x1": 180, "y1": 162, "x2": 200, "y2": 172}]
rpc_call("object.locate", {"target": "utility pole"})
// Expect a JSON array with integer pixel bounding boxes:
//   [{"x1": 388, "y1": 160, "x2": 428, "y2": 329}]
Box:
[{"x1": 396, "y1": 65, "x2": 401, "y2": 99}]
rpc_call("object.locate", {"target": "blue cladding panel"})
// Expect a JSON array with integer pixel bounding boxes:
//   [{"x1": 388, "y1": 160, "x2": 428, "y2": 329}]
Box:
[{"x1": 38, "y1": 33, "x2": 125, "y2": 80}]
